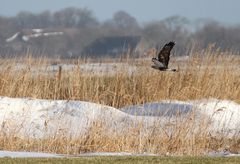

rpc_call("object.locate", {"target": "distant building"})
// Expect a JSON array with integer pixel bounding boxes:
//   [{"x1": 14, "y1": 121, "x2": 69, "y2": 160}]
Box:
[{"x1": 82, "y1": 36, "x2": 142, "y2": 57}]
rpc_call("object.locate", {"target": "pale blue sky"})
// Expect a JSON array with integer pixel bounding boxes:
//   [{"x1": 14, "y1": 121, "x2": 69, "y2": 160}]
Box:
[{"x1": 0, "y1": 0, "x2": 239, "y2": 24}]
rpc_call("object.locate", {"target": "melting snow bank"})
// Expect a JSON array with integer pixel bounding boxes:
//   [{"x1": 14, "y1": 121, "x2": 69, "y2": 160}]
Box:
[
  {"x1": 122, "y1": 99, "x2": 240, "y2": 137},
  {"x1": 0, "y1": 97, "x2": 134, "y2": 138},
  {"x1": 0, "y1": 151, "x2": 62, "y2": 158},
  {"x1": 0, "y1": 97, "x2": 239, "y2": 138},
  {"x1": 0, "y1": 151, "x2": 155, "y2": 158},
  {"x1": 76, "y1": 152, "x2": 158, "y2": 157},
  {"x1": 194, "y1": 99, "x2": 240, "y2": 136},
  {"x1": 0, "y1": 151, "x2": 157, "y2": 158},
  {"x1": 207, "y1": 151, "x2": 240, "y2": 157},
  {"x1": 0, "y1": 150, "x2": 239, "y2": 158}
]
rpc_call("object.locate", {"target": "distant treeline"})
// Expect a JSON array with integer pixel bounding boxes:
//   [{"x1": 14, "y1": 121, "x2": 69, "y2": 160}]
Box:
[{"x1": 0, "y1": 7, "x2": 240, "y2": 58}]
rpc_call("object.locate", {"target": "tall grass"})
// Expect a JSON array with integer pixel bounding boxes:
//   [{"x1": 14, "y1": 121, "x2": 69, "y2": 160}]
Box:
[
  {"x1": 0, "y1": 48, "x2": 239, "y2": 106},
  {"x1": 0, "y1": 48, "x2": 239, "y2": 155}
]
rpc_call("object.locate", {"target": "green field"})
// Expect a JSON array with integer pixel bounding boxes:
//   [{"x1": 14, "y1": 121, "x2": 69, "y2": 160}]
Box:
[{"x1": 0, "y1": 157, "x2": 240, "y2": 164}]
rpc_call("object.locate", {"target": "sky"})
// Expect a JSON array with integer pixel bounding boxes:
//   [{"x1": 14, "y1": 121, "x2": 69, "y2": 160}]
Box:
[{"x1": 0, "y1": 0, "x2": 240, "y2": 25}]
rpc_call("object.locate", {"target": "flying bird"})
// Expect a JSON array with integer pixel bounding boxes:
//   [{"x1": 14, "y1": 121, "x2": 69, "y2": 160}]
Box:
[{"x1": 151, "y1": 41, "x2": 177, "y2": 72}]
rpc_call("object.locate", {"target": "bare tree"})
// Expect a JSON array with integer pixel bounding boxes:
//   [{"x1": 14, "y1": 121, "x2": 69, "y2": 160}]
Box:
[
  {"x1": 102, "y1": 11, "x2": 140, "y2": 35},
  {"x1": 53, "y1": 7, "x2": 99, "y2": 28}
]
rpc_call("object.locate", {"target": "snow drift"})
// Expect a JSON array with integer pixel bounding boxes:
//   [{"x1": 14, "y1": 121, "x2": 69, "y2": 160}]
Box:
[
  {"x1": 0, "y1": 97, "x2": 134, "y2": 138},
  {"x1": 0, "y1": 97, "x2": 239, "y2": 139}
]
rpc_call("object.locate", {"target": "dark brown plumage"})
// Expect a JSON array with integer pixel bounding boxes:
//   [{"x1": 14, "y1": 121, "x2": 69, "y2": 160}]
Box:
[{"x1": 152, "y1": 41, "x2": 176, "y2": 71}]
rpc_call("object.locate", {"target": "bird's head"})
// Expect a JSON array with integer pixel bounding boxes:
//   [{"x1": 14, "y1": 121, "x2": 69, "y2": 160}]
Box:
[
  {"x1": 152, "y1": 57, "x2": 157, "y2": 62},
  {"x1": 168, "y1": 41, "x2": 175, "y2": 47}
]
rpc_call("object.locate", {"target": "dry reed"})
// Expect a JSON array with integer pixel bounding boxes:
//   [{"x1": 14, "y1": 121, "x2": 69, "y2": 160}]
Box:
[{"x1": 0, "y1": 47, "x2": 239, "y2": 155}]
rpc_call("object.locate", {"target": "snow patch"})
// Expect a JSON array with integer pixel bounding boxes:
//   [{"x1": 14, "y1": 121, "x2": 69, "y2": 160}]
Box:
[
  {"x1": 5, "y1": 32, "x2": 20, "y2": 42},
  {"x1": 77, "y1": 152, "x2": 158, "y2": 157},
  {"x1": 0, "y1": 97, "x2": 239, "y2": 139},
  {"x1": 121, "y1": 100, "x2": 193, "y2": 117},
  {"x1": 194, "y1": 99, "x2": 240, "y2": 135},
  {"x1": 0, "y1": 97, "x2": 134, "y2": 138},
  {"x1": 207, "y1": 150, "x2": 240, "y2": 157},
  {"x1": 0, "y1": 151, "x2": 62, "y2": 158},
  {"x1": 32, "y1": 29, "x2": 43, "y2": 33}
]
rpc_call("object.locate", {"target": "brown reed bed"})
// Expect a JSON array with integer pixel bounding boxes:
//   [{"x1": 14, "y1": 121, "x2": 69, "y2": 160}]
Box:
[
  {"x1": 0, "y1": 48, "x2": 239, "y2": 155},
  {"x1": 0, "y1": 49, "x2": 239, "y2": 107}
]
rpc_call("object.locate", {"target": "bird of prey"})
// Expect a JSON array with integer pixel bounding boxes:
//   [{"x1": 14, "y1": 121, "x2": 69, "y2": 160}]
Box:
[{"x1": 151, "y1": 41, "x2": 176, "y2": 71}]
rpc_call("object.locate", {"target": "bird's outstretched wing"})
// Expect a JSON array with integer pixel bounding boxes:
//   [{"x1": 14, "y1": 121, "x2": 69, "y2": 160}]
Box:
[{"x1": 157, "y1": 41, "x2": 175, "y2": 68}]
